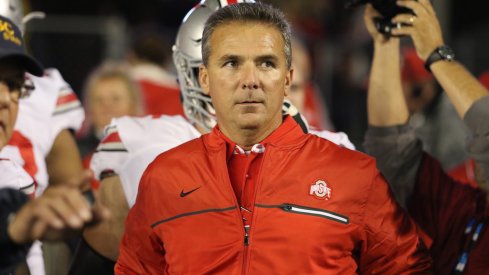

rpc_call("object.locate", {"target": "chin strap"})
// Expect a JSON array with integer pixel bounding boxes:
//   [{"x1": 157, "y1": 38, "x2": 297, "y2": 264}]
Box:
[
  {"x1": 22, "y1": 12, "x2": 46, "y2": 25},
  {"x1": 282, "y1": 100, "x2": 309, "y2": 133}
]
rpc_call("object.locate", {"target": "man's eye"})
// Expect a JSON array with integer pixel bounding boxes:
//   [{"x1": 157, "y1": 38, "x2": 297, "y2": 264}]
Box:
[
  {"x1": 223, "y1": 60, "x2": 237, "y2": 67},
  {"x1": 5, "y1": 80, "x2": 22, "y2": 92},
  {"x1": 261, "y1": 61, "x2": 275, "y2": 68}
]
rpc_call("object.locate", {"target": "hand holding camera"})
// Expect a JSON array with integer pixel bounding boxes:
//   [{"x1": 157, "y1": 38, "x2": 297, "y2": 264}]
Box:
[
  {"x1": 389, "y1": 0, "x2": 444, "y2": 61},
  {"x1": 357, "y1": 0, "x2": 445, "y2": 62},
  {"x1": 348, "y1": 0, "x2": 414, "y2": 36}
]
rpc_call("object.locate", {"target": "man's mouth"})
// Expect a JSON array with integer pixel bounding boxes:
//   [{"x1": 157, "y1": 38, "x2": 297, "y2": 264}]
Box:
[{"x1": 238, "y1": 100, "x2": 263, "y2": 105}]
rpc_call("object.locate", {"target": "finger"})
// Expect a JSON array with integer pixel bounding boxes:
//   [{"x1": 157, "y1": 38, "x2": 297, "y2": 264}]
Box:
[
  {"x1": 416, "y1": 0, "x2": 436, "y2": 15},
  {"x1": 366, "y1": 4, "x2": 382, "y2": 18},
  {"x1": 392, "y1": 14, "x2": 417, "y2": 26},
  {"x1": 32, "y1": 203, "x2": 64, "y2": 230},
  {"x1": 88, "y1": 189, "x2": 111, "y2": 225},
  {"x1": 31, "y1": 219, "x2": 49, "y2": 240},
  {"x1": 364, "y1": 4, "x2": 386, "y2": 40},
  {"x1": 364, "y1": 4, "x2": 379, "y2": 28},
  {"x1": 90, "y1": 203, "x2": 111, "y2": 225},
  {"x1": 46, "y1": 195, "x2": 84, "y2": 228},
  {"x1": 396, "y1": 0, "x2": 429, "y2": 17},
  {"x1": 63, "y1": 188, "x2": 92, "y2": 222},
  {"x1": 391, "y1": 25, "x2": 415, "y2": 37}
]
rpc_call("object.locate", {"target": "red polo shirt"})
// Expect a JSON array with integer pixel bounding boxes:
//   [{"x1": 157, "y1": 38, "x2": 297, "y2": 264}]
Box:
[{"x1": 216, "y1": 116, "x2": 298, "y2": 231}]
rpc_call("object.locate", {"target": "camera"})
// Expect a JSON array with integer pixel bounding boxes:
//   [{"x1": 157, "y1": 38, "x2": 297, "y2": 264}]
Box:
[{"x1": 345, "y1": 0, "x2": 414, "y2": 36}]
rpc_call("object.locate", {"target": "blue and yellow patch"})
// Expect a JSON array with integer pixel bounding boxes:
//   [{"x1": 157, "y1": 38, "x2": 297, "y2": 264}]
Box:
[{"x1": 0, "y1": 19, "x2": 21, "y2": 46}]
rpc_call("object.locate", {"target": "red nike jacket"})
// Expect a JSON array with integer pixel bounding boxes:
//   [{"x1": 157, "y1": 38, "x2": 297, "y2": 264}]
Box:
[{"x1": 116, "y1": 118, "x2": 431, "y2": 274}]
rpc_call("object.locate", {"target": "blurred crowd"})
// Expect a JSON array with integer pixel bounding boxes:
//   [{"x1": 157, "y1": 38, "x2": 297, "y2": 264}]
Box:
[{"x1": 24, "y1": 0, "x2": 489, "y2": 157}]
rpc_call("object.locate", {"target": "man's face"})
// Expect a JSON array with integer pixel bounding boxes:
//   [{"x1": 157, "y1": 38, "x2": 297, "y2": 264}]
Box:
[
  {"x1": 89, "y1": 77, "x2": 137, "y2": 134},
  {"x1": 199, "y1": 22, "x2": 292, "y2": 133},
  {"x1": 287, "y1": 42, "x2": 310, "y2": 113},
  {"x1": 288, "y1": 64, "x2": 306, "y2": 113},
  {"x1": 0, "y1": 62, "x2": 23, "y2": 149},
  {"x1": 402, "y1": 79, "x2": 437, "y2": 113}
]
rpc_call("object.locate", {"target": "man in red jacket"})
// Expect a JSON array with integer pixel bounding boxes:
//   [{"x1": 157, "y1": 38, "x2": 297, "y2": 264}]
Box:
[{"x1": 116, "y1": 3, "x2": 431, "y2": 274}]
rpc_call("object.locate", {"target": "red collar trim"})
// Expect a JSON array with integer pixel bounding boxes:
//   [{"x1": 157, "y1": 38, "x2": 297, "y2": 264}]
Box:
[{"x1": 208, "y1": 115, "x2": 304, "y2": 155}]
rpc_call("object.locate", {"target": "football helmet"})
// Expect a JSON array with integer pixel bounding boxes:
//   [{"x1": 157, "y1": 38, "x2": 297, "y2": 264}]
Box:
[
  {"x1": 173, "y1": 0, "x2": 254, "y2": 131},
  {"x1": 0, "y1": 0, "x2": 45, "y2": 34}
]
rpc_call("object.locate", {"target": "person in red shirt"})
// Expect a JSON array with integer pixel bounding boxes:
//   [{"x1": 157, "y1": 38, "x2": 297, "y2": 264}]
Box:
[
  {"x1": 116, "y1": 3, "x2": 431, "y2": 274},
  {"x1": 127, "y1": 28, "x2": 184, "y2": 117},
  {"x1": 363, "y1": 0, "x2": 489, "y2": 273}
]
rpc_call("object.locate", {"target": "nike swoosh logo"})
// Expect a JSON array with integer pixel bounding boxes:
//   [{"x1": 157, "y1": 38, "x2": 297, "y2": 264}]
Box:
[{"x1": 180, "y1": 186, "x2": 201, "y2": 197}]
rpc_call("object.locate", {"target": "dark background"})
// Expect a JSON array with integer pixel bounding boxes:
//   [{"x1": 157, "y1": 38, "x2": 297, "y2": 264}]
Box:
[{"x1": 24, "y1": 0, "x2": 489, "y2": 147}]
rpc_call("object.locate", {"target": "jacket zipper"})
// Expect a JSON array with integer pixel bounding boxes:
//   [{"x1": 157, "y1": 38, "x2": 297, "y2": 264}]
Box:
[
  {"x1": 256, "y1": 203, "x2": 349, "y2": 225},
  {"x1": 217, "y1": 148, "x2": 251, "y2": 274},
  {"x1": 242, "y1": 148, "x2": 269, "y2": 274},
  {"x1": 282, "y1": 204, "x2": 349, "y2": 224},
  {"x1": 242, "y1": 234, "x2": 249, "y2": 275}
]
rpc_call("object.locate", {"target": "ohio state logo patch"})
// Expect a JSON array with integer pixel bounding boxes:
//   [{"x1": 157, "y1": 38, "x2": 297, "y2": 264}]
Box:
[{"x1": 309, "y1": 180, "x2": 331, "y2": 200}]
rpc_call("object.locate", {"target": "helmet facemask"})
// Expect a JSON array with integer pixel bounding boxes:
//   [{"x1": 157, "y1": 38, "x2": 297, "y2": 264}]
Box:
[
  {"x1": 172, "y1": 0, "x2": 255, "y2": 132},
  {"x1": 0, "y1": 0, "x2": 45, "y2": 35},
  {"x1": 173, "y1": 45, "x2": 216, "y2": 132}
]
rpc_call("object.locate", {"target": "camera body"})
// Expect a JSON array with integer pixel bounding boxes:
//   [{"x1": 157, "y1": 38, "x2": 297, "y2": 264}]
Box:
[
  {"x1": 346, "y1": 0, "x2": 414, "y2": 36},
  {"x1": 369, "y1": 0, "x2": 412, "y2": 19}
]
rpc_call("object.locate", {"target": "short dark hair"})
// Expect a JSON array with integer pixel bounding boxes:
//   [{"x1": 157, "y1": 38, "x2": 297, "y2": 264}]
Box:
[{"x1": 202, "y1": 2, "x2": 292, "y2": 69}]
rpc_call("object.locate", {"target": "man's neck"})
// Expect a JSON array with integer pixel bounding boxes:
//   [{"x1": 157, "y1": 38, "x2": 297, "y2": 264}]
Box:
[{"x1": 220, "y1": 117, "x2": 283, "y2": 150}]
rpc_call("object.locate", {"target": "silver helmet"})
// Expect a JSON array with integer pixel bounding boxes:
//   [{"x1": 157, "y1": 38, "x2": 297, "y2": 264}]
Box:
[
  {"x1": 173, "y1": 0, "x2": 254, "y2": 132},
  {"x1": 0, "y1": 0, "x2": 45, "y2": 35}
]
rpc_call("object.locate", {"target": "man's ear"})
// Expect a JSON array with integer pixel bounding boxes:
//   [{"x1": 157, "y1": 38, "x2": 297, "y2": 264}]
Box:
[
  {"x1": 199, "y1": 65, "x2": 210, "y2": 95},
  {"x1": 284, "y1": 68, "x2": 293, "y2": 97}
]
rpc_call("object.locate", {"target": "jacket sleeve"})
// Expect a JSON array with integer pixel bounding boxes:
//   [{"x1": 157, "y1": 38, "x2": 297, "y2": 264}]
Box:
[
  {"x1": 359, "y1": 169, "x2": 432, "y2": 274},
  {"x1": 115, "y1": 166, "x2": 166, "y2": 274},
  {"x1": 363, "y1": 124, "x2": 423, "y2": 207},
  {"x1": 90, "y1": 122, "x2": 129, "y2": 181},
  {"x1": 0, "y1": 188, "x2": 32, "y2": 274},
  {"x1": 464, "y1": 95, "x2": 489, "y2": 183}
]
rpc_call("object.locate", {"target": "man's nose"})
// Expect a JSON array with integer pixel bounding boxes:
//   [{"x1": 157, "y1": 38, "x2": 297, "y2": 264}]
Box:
[{"x1": 241, "y1": 63, "x2": 259, "y2": 90}]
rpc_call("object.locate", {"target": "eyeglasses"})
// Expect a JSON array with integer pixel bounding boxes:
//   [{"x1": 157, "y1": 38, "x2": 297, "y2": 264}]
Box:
[{"x1": 0, "y1": 77, "x2": 35, "y2": 103}]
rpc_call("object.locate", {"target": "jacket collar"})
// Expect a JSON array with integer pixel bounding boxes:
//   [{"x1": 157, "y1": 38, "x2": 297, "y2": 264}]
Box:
[{"x1": 204, "y1": 115, "x2": 306, "y2": 152}]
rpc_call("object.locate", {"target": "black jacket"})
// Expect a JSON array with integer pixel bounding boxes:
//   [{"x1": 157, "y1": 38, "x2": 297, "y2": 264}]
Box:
[{"x1": 0, "y1": 188, "x2": 31, "y2": 275}]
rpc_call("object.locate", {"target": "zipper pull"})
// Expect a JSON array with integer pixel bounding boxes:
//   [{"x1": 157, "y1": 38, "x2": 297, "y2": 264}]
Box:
[
  {"x1": 282, "y1": 204, "x2": 292, "y2": 211},
  {"x1": 244, "y1": 224, "x2": 250, "y2": 246}
]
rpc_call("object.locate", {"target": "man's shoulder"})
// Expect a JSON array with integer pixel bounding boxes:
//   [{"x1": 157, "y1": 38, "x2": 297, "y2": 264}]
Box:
[
  {"x1": 149, "y1": 136, "x2": 207, "y2": 166},
  {"x1": 306, "y1": 134, "x2": 373, "y2": 163},
  {"x1": 114, "y1": 114, "x2": 193, "y2": 133},
  {"x1": 308, "y1": 129, "x2": 356, "y2": 150},
  {"x1": 112, "y1": 115, "x2": 200, "y2": 148}
]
